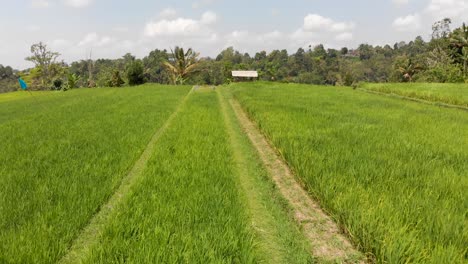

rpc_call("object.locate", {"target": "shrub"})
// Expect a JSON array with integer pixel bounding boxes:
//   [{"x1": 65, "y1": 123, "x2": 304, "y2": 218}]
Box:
[
  {"x1": 52, "y1": 79, "x2": 63, "y2": 90},
  {"x1": 126, "y1": 60, "x2": 145, "y2": 86},
  {"x1": 111, "y1": 70, "x2": 125, "y2": 87}
]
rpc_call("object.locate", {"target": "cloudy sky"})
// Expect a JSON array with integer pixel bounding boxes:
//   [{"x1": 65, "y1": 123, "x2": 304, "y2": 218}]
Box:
[{"x1": 0, "y1": 0, "x2": 466, "y2": 69}]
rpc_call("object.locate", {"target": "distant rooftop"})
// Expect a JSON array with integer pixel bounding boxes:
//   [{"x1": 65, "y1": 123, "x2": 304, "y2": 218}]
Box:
[{"x1": 232, "y1": 71, "x2": 258, "y2": 78}]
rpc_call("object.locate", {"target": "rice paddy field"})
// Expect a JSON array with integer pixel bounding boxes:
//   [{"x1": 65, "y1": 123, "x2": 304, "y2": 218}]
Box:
[
  {"x1": 1, "y1": 82, "x2": 467, "y2": 263},
  {"x1": 360, "y1": 82, "x2": 468, "y2": 107},
  {"x1": 0, "y1": 85, "x2": 190, "y2": 263},
  {"x1": 232, "y1": 82, "x2": 467, "y2": 263}
]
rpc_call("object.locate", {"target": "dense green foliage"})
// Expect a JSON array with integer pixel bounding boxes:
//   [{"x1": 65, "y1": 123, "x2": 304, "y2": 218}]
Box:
[
  {"x1": 233, "y1": 82, "x2": 467, "y2": 263},
  {"x1": 126, "y1": 60, "x2": 145, "y2": 86},
  {"x1": 361, "y1": 82, "x2": 468, "y2": 107},
  {"x1": 0, "y1": 64, "x2": 17, "y2": 93},
  {"x1": 0, "y1": 85, "x2": 190, "y2": 263}
]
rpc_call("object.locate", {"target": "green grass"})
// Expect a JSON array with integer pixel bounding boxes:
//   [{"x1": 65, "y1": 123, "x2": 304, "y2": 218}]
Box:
[
  {"x1": 232, "y1": 82, "x2": 468, "y2": 263},
  {"x1": 0, "y1": 84, "x2": 190, "y2": 263},
  {"x1": 360, "y1": 82, "x2": 468, "y2": 107},
  {"x1": 82, "y1": 89, "x2": 258, "y2": 263},
  {"x1": 1, "y1": 85, "x2": 316, "y2": 263}
]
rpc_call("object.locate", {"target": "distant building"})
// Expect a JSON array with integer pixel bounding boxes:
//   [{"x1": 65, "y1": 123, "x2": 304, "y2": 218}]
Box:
[{"x1": 232, "y1": 71, "x2": 258, "y2": 82}]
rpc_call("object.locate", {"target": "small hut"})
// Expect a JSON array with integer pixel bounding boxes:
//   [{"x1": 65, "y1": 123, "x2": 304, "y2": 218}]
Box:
[{"x1": 231, "y1": 71, "x2": 258, "y2": 82}]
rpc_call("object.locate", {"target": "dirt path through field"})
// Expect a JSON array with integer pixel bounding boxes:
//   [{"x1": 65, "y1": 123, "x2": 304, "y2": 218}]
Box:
[
  {"x1": 230, "y1": 99, "x2": 365, "y2": 263},
  {"x1": 59, "y1": 89, "x2": 193, "y2": 264}
]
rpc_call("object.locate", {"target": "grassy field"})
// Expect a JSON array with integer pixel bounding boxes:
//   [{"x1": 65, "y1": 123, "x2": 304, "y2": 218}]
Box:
[
  {"x1": 0, "y1": 85, "x2": 190, "y2": 263},
  {"x1": 232, "y1": 82, "x2": 468, "y2": 263},
  {"x1": 2, "y1": 82, "x2": 466, "y2": 263},
  {"x1": 1, "y1": 86, "x2": 314, "y2": 263},
  {"x1": 360, "y1": 82, "x2": 468, "y2": 107}
]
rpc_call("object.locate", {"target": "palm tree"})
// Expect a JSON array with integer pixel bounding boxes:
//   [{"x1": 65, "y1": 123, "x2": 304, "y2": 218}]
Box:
[
  {"x1": 163, "y1": 47, "x2": 200, "y2": 85},
  {"x1": 395, "y1": 56, "x2": 419, "y2": 82}
]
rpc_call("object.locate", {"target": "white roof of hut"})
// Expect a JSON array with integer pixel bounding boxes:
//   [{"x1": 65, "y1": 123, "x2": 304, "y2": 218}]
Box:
[{"x1": 232, "y1": 71, "x2": 258, "y2": 78}]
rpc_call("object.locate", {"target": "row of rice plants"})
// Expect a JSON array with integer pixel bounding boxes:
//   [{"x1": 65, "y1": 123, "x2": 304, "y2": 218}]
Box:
[
  {"x1": 0, "y1": 85, "x2": 190, "y2": 263},
  {"x1": 82, "y1": 90, "x2": 258, "y2": 263},
  {"x1": 232, "y1": 82, "x2": 467, "y2": 263},
  {"x1": 360, "y1": 82, "x2": 468, "y2": 107}
]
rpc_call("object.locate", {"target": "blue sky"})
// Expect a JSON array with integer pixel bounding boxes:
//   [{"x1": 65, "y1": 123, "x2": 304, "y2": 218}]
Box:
[{"x1": 0, "y1": 0, "x2": 466, "y2": 69}]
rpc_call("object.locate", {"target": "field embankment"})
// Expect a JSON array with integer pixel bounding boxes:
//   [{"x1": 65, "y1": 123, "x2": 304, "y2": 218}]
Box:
[
  {"x1": 360, "y1": 82, "x2": 468, "y2": 108},
  {"x1": 232, "y1": 82, "x2": 468, "y2": 263}
]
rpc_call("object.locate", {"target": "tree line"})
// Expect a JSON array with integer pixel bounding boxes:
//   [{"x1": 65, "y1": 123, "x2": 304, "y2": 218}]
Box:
[{"x1": 0, "y1": 18, "x2": 466, "y2": 93}]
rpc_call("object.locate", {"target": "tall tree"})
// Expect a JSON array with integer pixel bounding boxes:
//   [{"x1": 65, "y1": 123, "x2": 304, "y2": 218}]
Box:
[
  {"x1": 25, "y1": 42, "x2": 61, "y2": 87},
  {"x1": 432, "y1": 18, "x2": 452, "y2": 40},
  {"x1": 450, "y1": 23, "x2": 468, "y2": 77},
  {"x1": 126, "y1": 60, "x2": 145, "y2": 86}
]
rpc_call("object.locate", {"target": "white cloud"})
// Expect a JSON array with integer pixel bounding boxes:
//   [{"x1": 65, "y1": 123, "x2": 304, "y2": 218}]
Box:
[
  {"x1": 78, "y1": 33, "x2": 114, "y2": 47},
  {"x1": 64, "y1": 0, "x2": 93, "y2": 8},
  {"x1": 159, "y1": 8, "x2": 177, "y2": 18},
  {"x1": 303, "y1": 14, "x2": 334, "y2": 31},
  {"x1": 392, "y1": 14, "x2": 422, "y2": 31},
  {"x1": 144, "y1": 18, "x2": 201, "y2": 37},
  {"x1": 227, "y1": 30, "x2": 249, "y2": 41},
  {"x1": 144, "y1": 12, "x2": 217, "y2": 37},
  {"x1": 330, "y1": 22, "x2": 355, "y2": 32},
  {"x1": 391, "y1": 0, "x2": 467, "y2": 37},
  {"x1": 290, "y1": 28, "x2": 314, "y2": 42},
  {"x1": 425, "y1": 0, "x2": 468, "y2": 20},
  {"x1": 292, "y1": 14, "x2": 355, "y2": 48},
  {"x1": 335, "y1": 32, "x2": 353, "y2": 41},
  {"x1": 31, "y1": 0, "x2": 50, "y2": 8},
  {"x1": 201, "y1": 11, "x2": 217, "y2": 24},
  {"x1": 303, "y1": 14, "x2": 355, "y2": 33},
  {"x1": 261, "y1": 31, "x2": 283, "y2": 40}
]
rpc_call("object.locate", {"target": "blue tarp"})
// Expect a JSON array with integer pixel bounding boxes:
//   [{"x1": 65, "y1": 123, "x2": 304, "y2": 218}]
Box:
[{"x1": 18, "y1": 78, "x2": 28, "y2": 90}]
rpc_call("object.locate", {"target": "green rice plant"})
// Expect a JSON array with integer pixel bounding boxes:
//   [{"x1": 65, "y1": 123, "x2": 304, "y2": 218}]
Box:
[
  {"x1": 232, "y1": 82, "x2": 468, "y2": 263},
  {"x1": 361, "y1": 82, "x2": 468, "y2": 107},
  {"x1": 0, "y1": 84, "x2": 190, "y2": 263},
  {"x1": 83, "y1": 89, "x2": 257, "y2": 263}
]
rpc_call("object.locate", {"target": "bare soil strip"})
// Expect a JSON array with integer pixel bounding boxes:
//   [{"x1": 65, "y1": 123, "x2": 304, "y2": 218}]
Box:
[
  {"x1": 358, "y1": 88, "x2": 468, "y2": 111},
  {"x1": 59, "y1": 90, "x2": 192, "y2": 264},
  {"x1": 230, "y1": 99, "x2": 365, "y2": 263}
]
